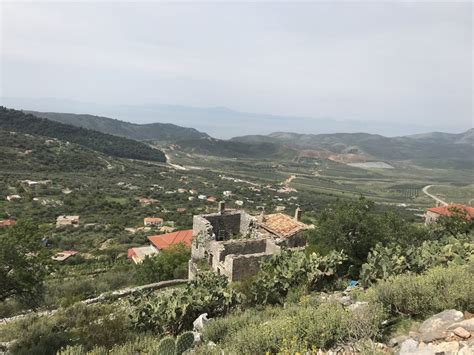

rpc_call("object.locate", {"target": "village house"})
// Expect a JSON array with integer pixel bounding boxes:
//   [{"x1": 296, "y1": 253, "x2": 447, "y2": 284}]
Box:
[
  {"x1": 198, "y1": 194, "x2": 207, "y2": 200},
  {"x1": 127, "y1": 229, "x2": 193, "y2": 264},
  {"x1": 127, "y1": 246, "x2": 159, "y2": 264},
  {"x1": 56, "y1": 215, "x2": 80, "y2": 227},
  {"x1": 425, "y1": 204, "x2": 474, "y2": 225},
  {"x1": 138, "y1": 197, "x2": 157, "y2": 206},
  {"x1": 177, "y1": 207, "x2": 187, "y2": 213},
  {"x1": 6, "y1": 195, "x2": 21, "y2": 202},
  {"x1": 143, "y1": 217, "x2": 164, "y2": 227},
  {"x1": 160, "y1": 226, "x2": 176, "y2": 233},
  {"x1": 189, "y1": 202, "x2": 310, "y2": 282},
  {"x1": 52, "y1": 250, "x2": 79, "y2": 262},
  {"x1": 21, "y1": 179, "x2": 52, "y2": 189},
  {"x1": 0, "y1": 219, "x2": 16, "y2": 228},
  {"x1": 223, "y1": 191, "x2": 233, "y2": 197},
  {"x1": 207, "y1": 196, "x2": 217, "y2": 203},
  {"x1": 148, "y1": 229, "x2": 193, "y2": 251}
]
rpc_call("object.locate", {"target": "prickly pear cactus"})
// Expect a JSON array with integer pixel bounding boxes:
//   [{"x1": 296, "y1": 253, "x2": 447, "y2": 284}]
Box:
[
  {"x1": 157, "y1": 336, "x2": 176, "y2": 355},
  {"x1": 176, "y1": 331, "x2": 195, "y2": 354}
]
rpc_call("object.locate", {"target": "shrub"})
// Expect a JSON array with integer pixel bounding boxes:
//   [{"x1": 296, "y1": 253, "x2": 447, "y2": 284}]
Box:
[
  {"x1": 4, "y1": 303, "x2": 134, "y2": 354},
  {"x1": 203, "y1": 306, "x2": 284, "y2": 343},
  {"x1": 135, "y1": 243, "x2": 190, "y2": 284},
  {"x1": 249, "y1": 250, "x2": 347, "y2": 306},
  {"x1": 6, "y1": 315, "x2": 71, "y2": 355},
  {"x1": 360, "y1": 236, "x2": 474, "y2": 286},
  {"x1": 130, "y1": 272, "x2": 243, "y2": 335},
  {"x1": 364, "y1": 263, "x2": 474, "y2": 317},
  {"x1": 211, "y1": 302, "x2": 385, "y2": 354}
]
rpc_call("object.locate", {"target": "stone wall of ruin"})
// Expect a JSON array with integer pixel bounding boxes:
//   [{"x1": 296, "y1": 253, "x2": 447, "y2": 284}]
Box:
[{"x1": 224, "y1": 252, "x2": 274, "y2": 282}]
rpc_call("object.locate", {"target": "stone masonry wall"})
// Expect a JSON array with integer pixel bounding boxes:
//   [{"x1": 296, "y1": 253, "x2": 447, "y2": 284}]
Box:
[
  {"x1": 202, "y1": 212, "x2": 241, "y2": 240},
  {"x1": 224, "y1": 253, "x2": 275, "y2": 281},
  {"x1": 214, "y1": 239, "x2": 268, "y2": 263}
]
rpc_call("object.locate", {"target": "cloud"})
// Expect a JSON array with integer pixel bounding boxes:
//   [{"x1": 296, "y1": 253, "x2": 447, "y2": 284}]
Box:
[{"x1": 1, "y1": 1, "x2": 472, "y2": 133}]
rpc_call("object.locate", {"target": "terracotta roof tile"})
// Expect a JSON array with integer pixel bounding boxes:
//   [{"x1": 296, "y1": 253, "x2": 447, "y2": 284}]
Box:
[
  {"x1": 427, "y1": 204, "x2": 474, "y2": 219},
  {"x1": 259, "y1": 213, "x2": 308, "y2": 238},
  {"x1": 148, "y1": 229, "x2": 193, "y2": 250}
]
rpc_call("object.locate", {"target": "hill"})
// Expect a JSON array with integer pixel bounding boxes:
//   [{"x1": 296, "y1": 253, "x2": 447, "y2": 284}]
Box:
[
  {"x1": 25, "y1": 110, "x2": 209, "y2": 142},
  {"x1": 0, "y1": 130, "x2": 117, "y2": 172},
  {"x1": 173, "y1": 137, "x2": 297, "y2": 160},
  {"x1": 0, "y1": 107, "x2": 166, "y2": 162},
  {"x1": 232, "y1": 130, "x2": 474, "y2": 167}
]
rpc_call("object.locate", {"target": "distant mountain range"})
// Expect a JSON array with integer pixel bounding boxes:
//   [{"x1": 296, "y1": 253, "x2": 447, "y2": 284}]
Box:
[
  {"x1": 0, "y1": 108, "x2": 166, "y2": 162},
  {"x1": 1, "y1": 97, "x2": 449, "y2": 138},
  {"x1": 173, "y1": 137, "x2": 297, "y2": 160},
  {"x1": 2, "y1": 105, "x2": 473, "y2": 169},
  {"x1": 231, "y1": 130, "x2": 474, "y2": 168},
  {"x1": 26, "y1": 111, "x2": 209, "y2": 142}
]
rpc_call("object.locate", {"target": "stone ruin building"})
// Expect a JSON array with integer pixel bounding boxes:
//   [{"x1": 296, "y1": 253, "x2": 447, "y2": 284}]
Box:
[{"x1": 189, "y1": 202, "x2": 310, "y2": 282}]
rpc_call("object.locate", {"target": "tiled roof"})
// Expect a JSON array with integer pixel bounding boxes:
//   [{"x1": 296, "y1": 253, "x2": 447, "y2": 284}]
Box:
[
  {"x1": 259, "y1": 213, "x2": 308, "y2": 238},
  {"x1": 52, "y1": 250, "x2": 78, "y2": 261},
  {"x1": 128, "y1": 246, "x2": 158, "y2": 262},
  {"x1": 427, "y1": 204, "x2": 474, "y2": 219},
  {"x1": 0, "y1": 219, "x2": 16, "y2": 227},
  {"x1": 148, "y1": 229, "x2": 193, "y2": 250},
  {"x1": 144, "y1": 217, "x2": 163, "y2": 222}
]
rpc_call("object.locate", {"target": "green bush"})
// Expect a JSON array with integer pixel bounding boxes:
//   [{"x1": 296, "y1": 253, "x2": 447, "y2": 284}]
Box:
[
  {"x1": 360, "y1": 236, "x2": 474, "y2": 286},
  {"x1": 3, "y1": 303, "x2": 133, "y2": 354},
  {"x1": 249, "y1": 250, "x2": 347, "y2": 306},
  {"x1": 136, "y1": 243, "x2": 190, "y2": 284},
  {"x1": 6, "y1": 315, "x2": 71, "y2": 355},
  {"x1": 130, "y1": 272, "x2": 243, "y2": 335},
  {"x1": 203, "y1": 306, "x2": 285, "y2": 344},
  {"x1": 364, "y1": 263, "x2": 474, "y2": 317},
  {"x1": 59, "y1": 335, "x2": 163, "y2": 355},
  {"x1": 206, "y1": 302, "x2": 385, "y2": 354}
]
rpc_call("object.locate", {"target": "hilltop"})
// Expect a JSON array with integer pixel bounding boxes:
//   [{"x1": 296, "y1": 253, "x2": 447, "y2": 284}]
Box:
[
  {"x1": 232, "y1": 130, "x2": 474, "y2": 167},
  {"x1": 0, "y1": 107, "x2": 166, "y2": 162},
  {"x1": 172, "y1": 137, "x2": 297, "y2": 160},
  {"x1": 26, "y1": 110, "x2": 209, "y2": 142}
]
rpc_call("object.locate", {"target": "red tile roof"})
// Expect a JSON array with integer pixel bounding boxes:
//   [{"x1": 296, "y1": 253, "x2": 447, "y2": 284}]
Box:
[
  {"x1": 259, "y1": 213, "x2": 309, "y2": 238},
  {"x1": 148, "y1": 229, "x2": 193, "y2": 250},
  {"x1": 0, "y1": 219, "x2": 16, "y2": 228},
  {"x1": 144, "y1": 217, "x2": 163, "y2": 223},
  {"x1": 427, "y1": 204, "x2": 474, "y2": 219}
]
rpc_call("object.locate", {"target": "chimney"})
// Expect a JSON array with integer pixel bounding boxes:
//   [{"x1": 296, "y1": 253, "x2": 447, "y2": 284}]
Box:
[
  {"x1": 218, "y1": 201, "x2": 226, "y2": 214},
  {"x1": 294, "y1": 207, "x2": 302, "y2": 222}
]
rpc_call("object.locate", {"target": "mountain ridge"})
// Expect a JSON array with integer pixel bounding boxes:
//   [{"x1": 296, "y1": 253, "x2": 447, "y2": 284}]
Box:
[
  {"x1": 25, "y1": 110, "x2": 209, "y2": 142},
  {"x1": 0, "y1": 107, "x2": 166, "y2": 162}
]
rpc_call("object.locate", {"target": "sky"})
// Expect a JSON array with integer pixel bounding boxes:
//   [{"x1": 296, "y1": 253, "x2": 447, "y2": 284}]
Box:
[{"x1": 0, "y1": 1, "x2": 472, "y2": 136}]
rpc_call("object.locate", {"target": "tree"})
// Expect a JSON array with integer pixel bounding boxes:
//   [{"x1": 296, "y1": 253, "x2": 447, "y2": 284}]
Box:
[
  {"x1": 0, "y1": 220, "x2": 51, "y2": 304},
  {"x1": 306, "y1": 197, "x2": 427, "y2": 277},
  {"x1": 136, "y1": 243, "x2": 190, "y2": 283},
  {"x1": 435, "y1": 207, "x2": 474, "y2": 237}
]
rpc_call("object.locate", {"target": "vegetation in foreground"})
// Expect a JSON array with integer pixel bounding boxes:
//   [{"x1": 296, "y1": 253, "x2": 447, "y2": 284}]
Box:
[{"x1": 0, "y1": 199, "x2": 472, "y2": 354}]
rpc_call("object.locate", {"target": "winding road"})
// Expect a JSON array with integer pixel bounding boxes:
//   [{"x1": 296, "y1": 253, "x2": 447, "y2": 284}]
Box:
[{"x1": 422, "y1": 185, "x2": 448, "y2": 206}]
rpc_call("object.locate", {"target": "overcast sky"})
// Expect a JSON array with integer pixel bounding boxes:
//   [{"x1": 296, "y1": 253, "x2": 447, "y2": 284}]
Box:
[{"x1": 1, "y1": 1, "x2": 472, "y2": 133}]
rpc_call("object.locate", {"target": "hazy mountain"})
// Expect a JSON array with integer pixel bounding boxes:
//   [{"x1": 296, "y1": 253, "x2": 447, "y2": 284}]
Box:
[
  {"x1": 25, "y1": 111, "x2": 209, "y2": 142},
  {"x1": 0, "y1": 107, "x2": 166, "y2": 162},
  {"x1": 173, "y1": 137, "x2": 297, "y2": 160},
  {"x1": 1, "y1": 97, "x2": 441, "y2": 138},
  {"x1": 232, "y1": 130, "x2": 474, "y2": 167}
]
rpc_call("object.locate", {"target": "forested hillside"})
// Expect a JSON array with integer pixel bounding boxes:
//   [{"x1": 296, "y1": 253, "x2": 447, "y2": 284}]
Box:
[
  {"x1": 26, "y1": 110, "x2": 209, "y2": 142},
  {"x1": 232, "y1": 130, "x2": 474, "y2": 167},
  {"x1": 174, "y1": 137, "x2": 297, "y2": 159},
  {"x1": 0, "y1": 107, "x2": 166, "y2": 162}
]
